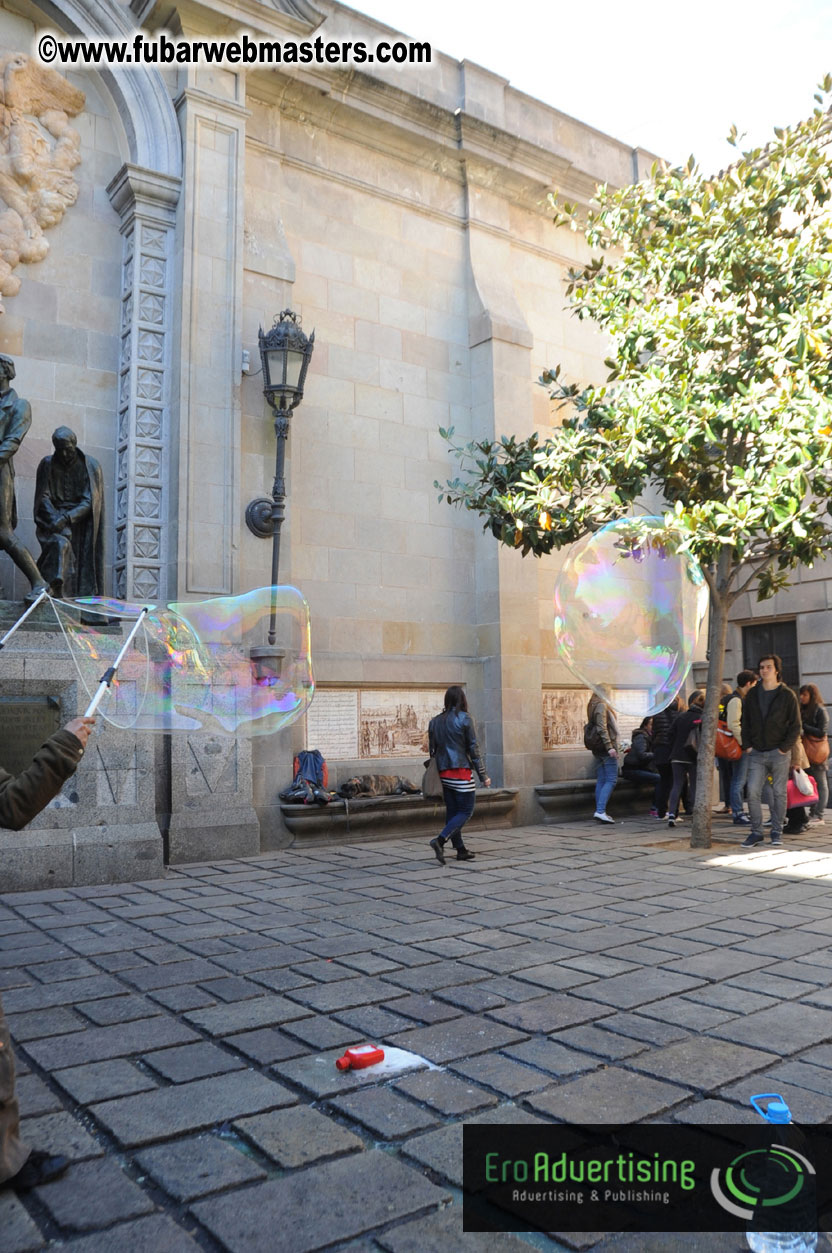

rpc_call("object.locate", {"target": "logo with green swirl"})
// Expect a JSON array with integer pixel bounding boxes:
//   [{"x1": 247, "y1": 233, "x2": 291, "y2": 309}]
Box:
[{"x1": 710, "y1": 1145, "x2": 815, "y2": 1220}]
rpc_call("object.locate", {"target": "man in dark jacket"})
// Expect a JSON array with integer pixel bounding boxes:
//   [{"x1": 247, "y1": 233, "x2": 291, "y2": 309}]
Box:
[
  {"x1": 0, "y1": 716, "x2": 94, "y2": 1193},
  {"x1": 741, "y1": 655, "x2": 801, "y2": 849}
]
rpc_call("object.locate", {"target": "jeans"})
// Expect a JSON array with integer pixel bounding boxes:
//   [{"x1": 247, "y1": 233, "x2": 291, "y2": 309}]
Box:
[
  {"x1": 595, "y1": 754, "x2": 618, "y2": 814},
  {"x1": 729, "y1": 752, "x2": 749, "y2": 818},
  {"x1": 717, "y1": 757, "x2": 732, "y2": 804},
  {"x1": 655, "y1": 763, "x2": 673, "y2": 817},
  {"x1": 622, "y1": 768, "x2": 660, "y2": 808},
  {"x1": 668, "y1": 761, "x2": 696, "y2": 818},
  {"x1": 747, "y1": 748, "x2": 790, "y2": 838},
  {"x1": 808, "y1": 761, "x2": 830, "y2": 819},
  {"x1": 438, "y1": 786, "x2": 476, "y2": 849}
]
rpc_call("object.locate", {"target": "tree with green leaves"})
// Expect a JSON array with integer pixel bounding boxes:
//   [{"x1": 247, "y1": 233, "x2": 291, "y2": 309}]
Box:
[{"x1": 439, "y1": 80, "x2": 832, "y2": 847}]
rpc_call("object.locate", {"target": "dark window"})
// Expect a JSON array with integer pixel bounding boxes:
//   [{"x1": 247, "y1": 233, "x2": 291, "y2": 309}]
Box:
[{"x1": 742, "y1": 620, "x2": 799, "y2": 688}]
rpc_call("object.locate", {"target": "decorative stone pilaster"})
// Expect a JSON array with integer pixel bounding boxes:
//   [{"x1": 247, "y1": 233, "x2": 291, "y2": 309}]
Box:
[
  {"x1": 107, "y1": 165, "x2": 181, "y2": 603},
  {"x1": 174, "y1": 78, "x2": 248, "y2": 596},
  {"x1": 460, "y1": 91, "x2": 542, "y2": 823},
  {"x1": 163, "y1": 74, "x2": 259, "y2": 862}
]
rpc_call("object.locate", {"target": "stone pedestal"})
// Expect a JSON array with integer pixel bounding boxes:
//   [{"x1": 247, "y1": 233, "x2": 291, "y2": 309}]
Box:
[
  {"x1": 166, "y1": 732, "x2": 260, "y2": 864},
  {"x1": 0, "y1": 610, "x2": 164, "y2": 890}
]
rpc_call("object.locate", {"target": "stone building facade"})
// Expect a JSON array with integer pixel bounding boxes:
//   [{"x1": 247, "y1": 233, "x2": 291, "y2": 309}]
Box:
[{"x1": 1, "y1": 0, "x2": 821, "y2": 877}]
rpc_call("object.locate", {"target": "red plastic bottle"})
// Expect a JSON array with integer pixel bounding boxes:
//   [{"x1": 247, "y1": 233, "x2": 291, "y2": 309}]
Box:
[{"x1": 335, "y1": 1044, "x2": 385, "y2": 1071}]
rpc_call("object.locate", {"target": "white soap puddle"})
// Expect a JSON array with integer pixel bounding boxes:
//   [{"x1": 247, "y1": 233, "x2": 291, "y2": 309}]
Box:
[{"x1": 346, "y1": 1046, "x2": 439, "y2": 1081}]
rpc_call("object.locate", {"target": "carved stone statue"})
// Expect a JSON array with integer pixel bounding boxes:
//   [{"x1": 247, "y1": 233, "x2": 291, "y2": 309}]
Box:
[
  {"x1": 0, "y1": 354, "x2": 49, "y2": 603},
  {"x1": 35, "y1": 427, "x2": 104, "y2": 598}
]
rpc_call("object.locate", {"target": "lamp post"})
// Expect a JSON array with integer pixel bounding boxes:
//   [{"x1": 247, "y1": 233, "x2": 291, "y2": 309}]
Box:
[{"x1": 246, "y1": 310, "x2": 314, "y2": 648}]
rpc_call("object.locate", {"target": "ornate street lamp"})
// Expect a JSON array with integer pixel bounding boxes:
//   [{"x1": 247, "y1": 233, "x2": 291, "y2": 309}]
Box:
[{"x1": 246, "y1": 310, "x2": 315, "y2": 650}]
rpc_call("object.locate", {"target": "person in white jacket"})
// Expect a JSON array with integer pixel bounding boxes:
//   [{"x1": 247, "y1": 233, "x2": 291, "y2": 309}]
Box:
[{"x1": 726, "y1": 670, "x2": 757, "y2": 826}]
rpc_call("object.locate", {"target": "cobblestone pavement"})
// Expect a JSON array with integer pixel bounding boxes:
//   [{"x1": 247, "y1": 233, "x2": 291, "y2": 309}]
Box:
[{"x1": 4, "y1": 816, "x2": 832, "y2": 1252}]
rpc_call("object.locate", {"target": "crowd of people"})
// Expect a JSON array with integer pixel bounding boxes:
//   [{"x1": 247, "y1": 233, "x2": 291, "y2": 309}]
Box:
[{"x1": 587, "y1": 655, "x2": 830, "y2": 844}]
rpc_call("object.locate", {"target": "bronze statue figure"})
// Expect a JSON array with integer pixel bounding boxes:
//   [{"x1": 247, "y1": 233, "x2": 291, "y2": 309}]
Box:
[
  {"x1": 0, "y1": 354, "x2": 49, "y2": 603},
  {"x1": 34, "y1": 426, "x2": 104, "y2": 598}
]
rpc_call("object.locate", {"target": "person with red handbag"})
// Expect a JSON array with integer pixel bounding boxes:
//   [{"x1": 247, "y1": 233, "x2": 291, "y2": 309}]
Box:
[{"x1": 800, "y1": 684, "x2": 830, "y2": 825}]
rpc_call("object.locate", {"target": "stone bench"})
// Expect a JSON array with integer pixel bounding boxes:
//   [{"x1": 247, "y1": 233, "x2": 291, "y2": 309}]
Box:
[
  {"x1": 535, "y1": 777, "x2": 656, "y2": 822},
  {"x1": 280, "y1": 787, "x2": 518, "y2": 845}
]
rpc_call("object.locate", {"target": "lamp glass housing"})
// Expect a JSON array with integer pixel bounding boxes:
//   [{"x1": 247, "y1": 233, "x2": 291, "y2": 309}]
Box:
[{"x1": 258, "y1": 311, "x2": 314, "y2": 413}]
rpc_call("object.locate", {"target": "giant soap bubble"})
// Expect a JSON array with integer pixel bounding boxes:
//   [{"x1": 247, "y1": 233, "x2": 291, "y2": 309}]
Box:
[
  {"x1": 39, "y1": 586, "x2": 314, "y2": 735},
  {"x1": 553, "y1": 517, "x2": 708, "y2": 718}
]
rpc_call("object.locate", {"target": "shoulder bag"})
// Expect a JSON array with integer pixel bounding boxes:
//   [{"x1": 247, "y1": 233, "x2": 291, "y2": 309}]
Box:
[{"x1": 421, "y1": 756, "x2": 443, "y2": 799}]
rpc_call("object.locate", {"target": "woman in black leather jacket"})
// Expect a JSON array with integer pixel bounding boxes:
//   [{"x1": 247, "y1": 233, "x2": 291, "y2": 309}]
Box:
[{"x1": 427, "y1": 685, "x2": 491, "y2": 865}]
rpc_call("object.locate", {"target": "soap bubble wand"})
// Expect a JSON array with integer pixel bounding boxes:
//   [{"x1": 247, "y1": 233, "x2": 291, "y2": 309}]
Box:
[
  {"x1": 0, "y1": 588, "x2": 50, "y2": 652},
  {"x1": 83, "y1": 607, "x2": 150, "y2": 716}
]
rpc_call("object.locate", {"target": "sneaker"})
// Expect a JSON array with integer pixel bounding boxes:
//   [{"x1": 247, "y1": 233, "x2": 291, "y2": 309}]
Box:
[
  {"x1": 809, "y1": 816, "x2": 825, "y2": 826},
  {"x1": 3, "y1": 1151, "x2": 69, "y2": 1193},
  {"x1": 732, "y1": 814, "x2": 751, "y2": 826},
  {"x1": 764, "y1": 818, "x2": 773, "y2": 827},
  {"x1": 429, "y1": 838, "x2": 446, "y2": 866},
  {"x1": 667, "y1": 814, "x2": 676, "y2": 828},
  {"x1": 770, "y1": 834, "x2": 783, "y2": 847},
  {"x1": 741, "y1": 833, "x2": 764, "y2": 848},
  {"x1": 456, "y1": 849, "x2": 476, "y2": 861},
  {"x1": 593, "y1": 812, "x2": 615, "y2": 824},
  {"x1": 649, "y1": 807, "x2": 659, "y2": 818}
]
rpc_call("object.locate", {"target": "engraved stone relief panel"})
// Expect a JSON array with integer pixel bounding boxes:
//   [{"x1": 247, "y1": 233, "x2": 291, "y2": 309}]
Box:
[
  {"x1": 133, "y1": 567, "x2": 159, "y2": 598},
  {"x1": 0, "y1": 54, "x2": 85, "y2": 312},
  {"x1": 134, "y1": 527, "x2": 159, "y2": 558},
  {"x1": 186, "y1": 738, "x2": 238, "y2": 795},
  {"x1": 542, "y1": 688, "x2": 590, "y2": 751},
  {"x1": 306, "y1": 688, "x2": 446, "y2": 759},
  {"x1": 135, "y1": 445, "x2": 162, "y2": 478},
  {"x1": 94, "y1": 745, "x2": 139, "y2": 807}
]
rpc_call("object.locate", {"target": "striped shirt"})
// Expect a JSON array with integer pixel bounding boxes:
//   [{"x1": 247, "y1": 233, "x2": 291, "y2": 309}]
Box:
[{"x1": 440, "y1": 767, "x2": 476, "y2": 793}]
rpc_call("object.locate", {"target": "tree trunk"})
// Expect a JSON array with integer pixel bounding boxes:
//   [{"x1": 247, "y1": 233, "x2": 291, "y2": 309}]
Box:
[{"x1": 690, "y1": 582, "x2": 731, "y2": 849}]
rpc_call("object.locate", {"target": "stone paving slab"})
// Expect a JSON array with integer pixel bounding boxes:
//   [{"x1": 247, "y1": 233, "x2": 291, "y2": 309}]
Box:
[
  {"x1": 34, "y1": 1157, "x2": 156, "y2": 1231},
  {"x1": 573, "y1": 968, "x2": 707, "y2": 1009},
  {"x1": 90, "y1": 1070, "x2": 298, "y2": 1146},
  {"x1": 183, "y1": 994, "x2": 311, "y2": 1034},
  {"x1": 0, "y1": 1192, "x2": 44, "y2": 1253},
  {"x1": 52, "y1": 1058, "x2": 159, "y2": 1104},
  {"x1": 50, "y1": 1214, "x2": 203, "y2": 1251},
  {"x1": 234, "y1": 1105, "x2": 363, "y2": 1167},
  {"x1": 713, "y1": 1001, "x2": 832, "y2": 1052},
  {"x1": 22, "y1": 1016, "x2": 199, "y2": 1069},
  {"x1": 489, "y1": 993, "x2": 613, "y2": 1033},
  {"x1": 387, "y1": 1014, "x2": 527, "y2": 1063},
  {"x1": 142, "y1": 1041, "x2": 245, "y2": 1082},
  {"x1": 135, "y1": 1134, "x2": 268, "y2": 1201},
  {"x1": 327, "y1": 1085, "x2": 439, "y2": 1138},
  {"x1": 191, "y1": 1149, "x2": 451, "y2": 1253},
  {"x1": 14, "y1": 1073, "x2": 64, "y2": 1117},
  {"x1": 525, "y1": 1067, "x2": 692, "y2": 1122},
  {"x1": 18, "y1": 1111, "x2": 104, "y2": 1162},
  {"x1": 376, "y1": 1206, "x2": 536, "y2": 1252},
  {"x1": 394, "y1": 1067, "x2": 498, "y2": 1114},
  {"x1": 626, "y1": 1038, "x2": 779, "y2": 1091}
]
